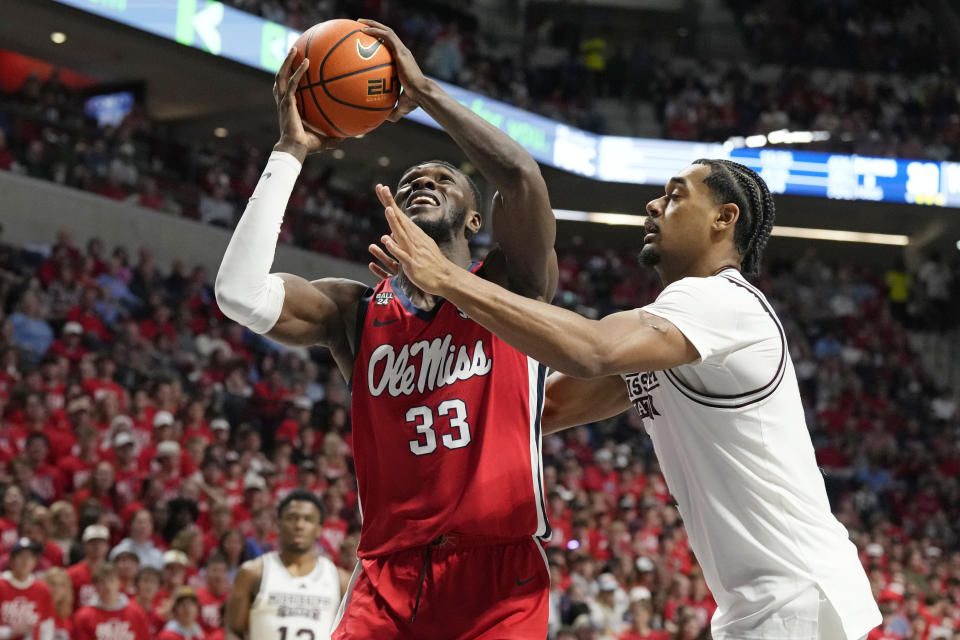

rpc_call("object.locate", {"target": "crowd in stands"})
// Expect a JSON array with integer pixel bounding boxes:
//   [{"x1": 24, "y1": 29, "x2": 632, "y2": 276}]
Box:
[
  {"x1": 0, "y1": 209, "x2": 958, "y2": 638},
  {"x1": 219, "y1": 0, "x2": 959, "y2": 160}
]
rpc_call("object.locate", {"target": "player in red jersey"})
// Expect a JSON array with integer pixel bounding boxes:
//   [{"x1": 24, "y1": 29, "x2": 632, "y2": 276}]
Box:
[
  {"x1": 0, "y1": 538, "x2": 55, "y2": 640},
  {"x1": 214, "y1": 20, "x2": 557, "y2": 640},
  {"x1": 73, "y1": 563, "x2": 151, "y2": 640}
]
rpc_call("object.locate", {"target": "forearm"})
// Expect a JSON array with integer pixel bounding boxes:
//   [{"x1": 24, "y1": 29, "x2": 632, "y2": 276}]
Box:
[
  {"x1": 439, "y1": 269, "x2": 605, "y2": 377},
  {"x1": 417, "y1": 80, "x2": 539, "y2": 191},
  {"x1": 542, "y1": 373, "x2": 631, "y2": 434},
  {"x1": 214, "y1": 144, "x2": 303, "y2": 333}
]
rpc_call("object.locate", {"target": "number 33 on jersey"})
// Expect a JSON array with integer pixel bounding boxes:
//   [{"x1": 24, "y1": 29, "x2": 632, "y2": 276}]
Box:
[{"x1": 351, "y1": 269, "x2": 551, "y2": 558}]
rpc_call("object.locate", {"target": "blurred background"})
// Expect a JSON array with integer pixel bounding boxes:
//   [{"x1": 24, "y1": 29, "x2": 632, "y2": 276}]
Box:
[{"x1": 0, "y1": 1, "x2": 958, "y2": 639}]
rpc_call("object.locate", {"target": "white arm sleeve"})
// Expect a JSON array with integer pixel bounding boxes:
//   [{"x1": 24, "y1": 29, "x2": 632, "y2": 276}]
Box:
[{"x1": 214, "y1": 151, "x2": 302, "y2": 334}]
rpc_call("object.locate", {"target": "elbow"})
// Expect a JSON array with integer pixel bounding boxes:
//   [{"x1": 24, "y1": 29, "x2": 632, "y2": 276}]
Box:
[{"x1": 214, "y1": 271, "x2": 247, "y2": 324}]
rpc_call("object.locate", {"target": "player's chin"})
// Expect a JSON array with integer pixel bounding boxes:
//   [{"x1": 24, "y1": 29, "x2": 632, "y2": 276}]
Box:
[{"x1": 638, "y1": 244, "x2": 661, "y2": 267}]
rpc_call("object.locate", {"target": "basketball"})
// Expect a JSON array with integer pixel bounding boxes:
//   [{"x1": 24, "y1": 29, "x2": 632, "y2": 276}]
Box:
[{"x1": 291, "y1": 19, "x2": 399, "y2": 138}]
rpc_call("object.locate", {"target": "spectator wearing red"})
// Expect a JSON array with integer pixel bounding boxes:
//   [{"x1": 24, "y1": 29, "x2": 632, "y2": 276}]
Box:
[
  {"x1": 0, "y1": 538, "x2": 55, "y2": 640},
  {"x1": 82, "y1": 356, "x2": 126, "y2": 413},
  {"x1": 8, "y1": 392, "x2": 72, "y2": 462},
  {"x1": 196, "y1": 553, "x2": 230, "y2": 635},
  {"x1": 251, "y1": 369, "x2": 290, "y2": 424},
  {"x1": 110, "y1": 432, "x2": 143, "y2": 504},
  {"x1": 137, "y1": 410, "x2": 175, "y2": 467},
  {"x1": 231, "y1": 474, "x2": 268, "y2": 537},
  {"x1": 180, "y1": 399, "x2": 213, "y2": 445},
  {"x1": 42, "y1": 567, "x2": 74, "y2": 640},
  {"x1": 0, "y1": 486, "x2": 25, "y2": 551},
  {"x1": 13, "y1": 505, "x2": 63, "y2": 572},
  {"x1": 58, "y1": 422, "x2": 100, "y2": 493},
  {"x1": 158, "y1": 550, "x2": 189, "y2": 604},
  {"x1": 157, "y1": 587, "x2": 205, "y2": 640},
  {"x1": 23, "y1": 433, "x2": 66, "y2": 502},
  {"x1": 110, "y1": 548, "x2": 141, "y2": 596},
  {"x1": 73, "y1": 461, "x2": 123, "y2": 515},
  {"x1": 67, "y1": 525, "x2": 112, "y2": 609},
  {"x1": 48, "y1": 322, "x2": 88, "y2": 369},
  {"x1": 139, "y1": 303, "x2": 176, "y2": 344},
  {"x1": 151, "y1": 441, "x2": 185, "y2": 501},
  {"x1": 73, "y1": 562, "x2": 151, "y2": 640},
  {"x1": 67, "y1": 286, "x2": 112, "y2": 343},
  {"x1": 131, "y1": 567, "x2": 165, "y2": 635}
]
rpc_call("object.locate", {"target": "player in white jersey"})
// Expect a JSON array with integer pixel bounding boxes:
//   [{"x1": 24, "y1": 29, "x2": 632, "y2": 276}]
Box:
[
  {"x1": 226, "y1": 490, "x2": 349, "y2": 640},
  {"x1": 371, "y1": 159, "x2": 882, "y2": 640}
]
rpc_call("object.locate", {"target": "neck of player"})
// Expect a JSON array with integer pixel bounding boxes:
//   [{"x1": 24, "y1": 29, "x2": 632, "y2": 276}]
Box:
[
  {"x1": 279, "y1": 549, "x2": 318, "y2": 575},
  {"x1": 397, "y1": 240, "x2": 473, "y2": 310}
]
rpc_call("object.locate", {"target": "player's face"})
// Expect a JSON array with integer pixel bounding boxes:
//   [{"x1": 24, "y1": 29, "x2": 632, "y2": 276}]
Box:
[
  {"x1": 9, "y1": 550, "x2": 37, "y2": 578},
  {"x1": 641, "y1": 164, "x2": 718, "y2": 270},
  {"x1": 278, "y1": 500, "x2": 322, "y2": 554},
  {"x1": 395, "y1": 164, "x2": 480, "y2": 244}
]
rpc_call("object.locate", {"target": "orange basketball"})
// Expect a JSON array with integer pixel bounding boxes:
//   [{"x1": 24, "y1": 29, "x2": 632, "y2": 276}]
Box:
[{"x1": 291, "y1": 19, "x2": 399, "y2": 138}]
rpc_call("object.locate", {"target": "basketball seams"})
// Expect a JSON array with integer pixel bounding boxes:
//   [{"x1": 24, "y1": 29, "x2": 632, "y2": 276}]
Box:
[
  {"x1": 318, "y1": 28, "x2": 398, "y2": 113},
  {"x1": 294, "y1": 20, "x2": 398, "y2": 136},
  {"x1": 301, "y1": 27, "x2": 350, "y2": 137}
]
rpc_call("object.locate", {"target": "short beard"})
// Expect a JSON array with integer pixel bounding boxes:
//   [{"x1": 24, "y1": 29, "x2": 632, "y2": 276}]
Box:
[
  {"x1": 412, "y1": 205, "x2": 469, "y2": 244},
  {"x1": 282, "y1": 541, "x2": 313, "y2": 555},
  {"x1": 639, "y1": 244, "x2": 661, "y2": 267}
]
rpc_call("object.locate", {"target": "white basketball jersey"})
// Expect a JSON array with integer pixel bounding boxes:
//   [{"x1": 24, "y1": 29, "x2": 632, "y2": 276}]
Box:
[
  {"x1": 249, "y1": 551, "x2": 341, "y2": 640},
  {"x1": 622, "y1": 268, "x2": 880, "y2": 640}
]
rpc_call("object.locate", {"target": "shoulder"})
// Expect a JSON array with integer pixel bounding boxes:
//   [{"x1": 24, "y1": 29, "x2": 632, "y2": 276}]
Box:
[
  {"x1": 235, "y1": 557, "x2": 265, "y2": 588},
  {"x1": 309, "y1": 278, "x2": 370, "y2": 305}
]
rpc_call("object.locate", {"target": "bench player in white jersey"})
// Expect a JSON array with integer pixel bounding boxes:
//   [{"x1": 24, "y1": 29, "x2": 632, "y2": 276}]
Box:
[
  {"x1": 373, "y1": 159, "x2": 882, "y2": 640},
  {"x1": 225, "y1": 490, "x2": 348, "y2": 640}
]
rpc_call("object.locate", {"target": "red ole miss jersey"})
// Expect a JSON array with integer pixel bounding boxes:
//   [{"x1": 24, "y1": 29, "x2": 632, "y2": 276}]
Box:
[
  {"x1": 351, "y1": 268, "x2": 550, "y2": 558},
  {"x1": 196, "y1": 587, "x2": 227, "y2": 633}
]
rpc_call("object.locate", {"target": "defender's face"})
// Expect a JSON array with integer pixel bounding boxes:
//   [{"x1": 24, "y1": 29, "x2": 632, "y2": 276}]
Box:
[
  {"x1": 278, "y1": 500, "x2": 322, "y2": 554},
  {"x1": 641, "y1": 164, "x2": 717, "y2": 268}
]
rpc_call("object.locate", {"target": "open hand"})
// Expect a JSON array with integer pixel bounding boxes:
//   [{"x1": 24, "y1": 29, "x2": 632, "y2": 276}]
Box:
[
  {"x1": 273, "y1": 48, "x2": 341, "y2": 159},
  {"x1": 376, "y1": 184, "x2": 454, "y2": 295},
  {"x1": 358, "y1": 19, "x2": 430, "y2": 123},
  {"x1": 368, "y1": 243, "x2": 398, "y2": 280}
]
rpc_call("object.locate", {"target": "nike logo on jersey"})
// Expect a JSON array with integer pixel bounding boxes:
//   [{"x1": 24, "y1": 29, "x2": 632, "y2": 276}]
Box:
[
  {"x1": 367, "y1": 334, "x2": 493, "y2": 398},
  {"x1": 516, "y1": 576, "x2": 536, "y2": 587},
  {"x1": 357, "y1": 38, "x2": 383, "y2": 60},
  {"x1": 373, "y1": 318, "x2": 399, "y2": 327}
]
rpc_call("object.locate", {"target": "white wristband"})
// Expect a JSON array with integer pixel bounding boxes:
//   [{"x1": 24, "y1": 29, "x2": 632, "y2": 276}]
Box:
[{"x1": 215, "y1": 151, "x2": 302, "y2": 334}]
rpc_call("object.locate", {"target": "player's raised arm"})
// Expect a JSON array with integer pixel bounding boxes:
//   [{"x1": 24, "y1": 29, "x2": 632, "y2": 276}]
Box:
[
  {"x1": 379, "y1": 206, "x2": 699, "y2": 377},
  {"x1": 215, "y1": 48, "x2": 367, "y2": 349},
  {"x1": 224, "y1": 559, "x2": 261, "y2": 640},
  {"x1": 360, "y1": 19, "x2": 557, "y2": 300}
]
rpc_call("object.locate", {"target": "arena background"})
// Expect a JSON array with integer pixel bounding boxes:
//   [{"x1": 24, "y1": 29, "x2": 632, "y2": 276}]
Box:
[{"x1": 0, "y1": 0, "x2": 958, "y2": 639}]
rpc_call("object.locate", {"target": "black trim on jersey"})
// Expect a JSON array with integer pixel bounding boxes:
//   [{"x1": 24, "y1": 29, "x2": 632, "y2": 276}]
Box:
[
  {"x1": 661, "y1": 273, "x2": 787, "y2": 409},
  {"x1": 347, "y1": 287, "x2": 376, "y2": 392},
  {"x1": 533, "y1": 363, "x2": 552, "y2": 540}
]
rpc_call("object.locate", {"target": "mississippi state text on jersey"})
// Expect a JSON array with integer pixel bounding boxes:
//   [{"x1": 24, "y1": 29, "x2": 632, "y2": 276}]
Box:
[
  {"x1": 248, "y1": 551, "x2": 341, "y2": 640},
  {"x1": 351, "y1": 268, "x2": 550, "y2": 557}
]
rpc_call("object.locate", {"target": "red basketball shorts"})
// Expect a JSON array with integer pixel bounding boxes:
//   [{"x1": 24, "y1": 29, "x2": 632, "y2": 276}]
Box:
[{"x1": 332, "y1": 535, "x2": 549, "y2": 640}]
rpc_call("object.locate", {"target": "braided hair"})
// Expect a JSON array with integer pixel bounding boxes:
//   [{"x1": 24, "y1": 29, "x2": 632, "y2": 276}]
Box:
[{"x1": 692, "y1": 159, "x2": 776, "y2": 276}]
